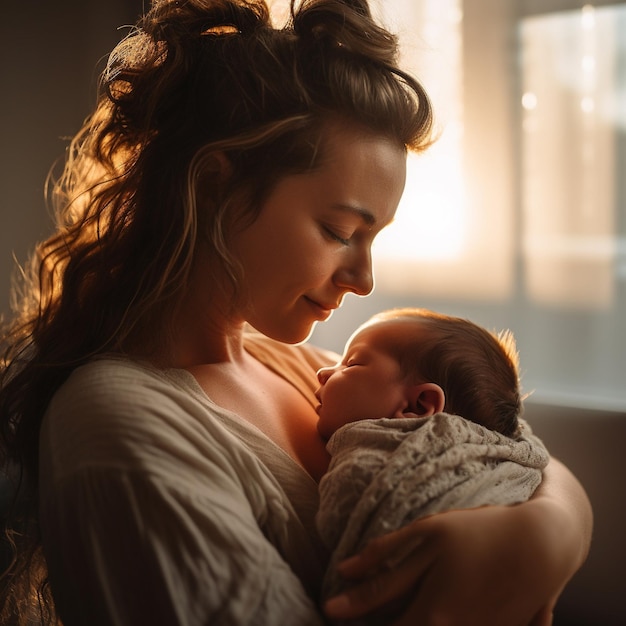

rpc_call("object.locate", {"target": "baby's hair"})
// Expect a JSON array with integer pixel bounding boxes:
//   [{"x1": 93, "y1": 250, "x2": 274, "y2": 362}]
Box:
[{"x1": 368, "y1": 308, "x2": 522, "y2": 437}]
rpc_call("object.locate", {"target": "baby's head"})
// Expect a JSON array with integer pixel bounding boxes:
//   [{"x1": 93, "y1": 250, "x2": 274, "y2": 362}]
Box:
[{"x1": 315, "y1": 308, "x2": 521, "y2": 440}]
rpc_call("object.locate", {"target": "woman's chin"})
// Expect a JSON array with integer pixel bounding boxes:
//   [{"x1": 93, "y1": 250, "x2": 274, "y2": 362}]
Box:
[
  {"x1": 260, "y1": 321, "x2": 319, "y2": 345},
  {"x1": 269, "y1": 321, "x2": 317, "y2": 345}
]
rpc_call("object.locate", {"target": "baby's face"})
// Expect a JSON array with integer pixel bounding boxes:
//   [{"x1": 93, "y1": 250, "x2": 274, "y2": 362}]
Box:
[{"x1": 315, "y1": 323, "x2": 410, "y2": 440}]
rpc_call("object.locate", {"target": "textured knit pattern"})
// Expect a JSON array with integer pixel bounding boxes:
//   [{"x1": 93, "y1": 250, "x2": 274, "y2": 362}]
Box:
[{"x1": 317, "y1": 413, "x2": 549, "y2": 614}]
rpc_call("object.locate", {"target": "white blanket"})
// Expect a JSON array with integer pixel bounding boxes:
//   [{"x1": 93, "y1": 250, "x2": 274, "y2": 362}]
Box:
[{"x1": 316, "y1": 412, "x2": 550, "y2": 610}]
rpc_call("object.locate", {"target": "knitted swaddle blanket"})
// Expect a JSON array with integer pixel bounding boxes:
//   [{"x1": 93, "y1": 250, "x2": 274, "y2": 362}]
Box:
[{"x1": 316, "y1": 412, "x2": 550, "y2": 617}]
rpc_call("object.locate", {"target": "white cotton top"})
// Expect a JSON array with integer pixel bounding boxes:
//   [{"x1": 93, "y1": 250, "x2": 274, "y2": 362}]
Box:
[{"x1": 39, "y1": 337, "x2": 333, "y2": 626}]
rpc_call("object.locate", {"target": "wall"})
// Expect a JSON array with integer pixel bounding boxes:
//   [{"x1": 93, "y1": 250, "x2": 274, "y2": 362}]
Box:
[
  {"x1": 526, "y1": 402, "x2": 626, "y2": 626},
  {"x1": 0, "y1": 0, "x2": 144, "y2": 319}
]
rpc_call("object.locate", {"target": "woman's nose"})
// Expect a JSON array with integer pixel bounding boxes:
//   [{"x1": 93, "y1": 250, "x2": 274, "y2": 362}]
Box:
[{"x1": 333, "y1": 248, "x2": 374, "y2": 296}]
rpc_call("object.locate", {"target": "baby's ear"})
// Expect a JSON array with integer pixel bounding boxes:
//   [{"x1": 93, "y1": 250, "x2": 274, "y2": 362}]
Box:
[{"x1": 405, "y1": 382, "x2": 445, "y2": 417}]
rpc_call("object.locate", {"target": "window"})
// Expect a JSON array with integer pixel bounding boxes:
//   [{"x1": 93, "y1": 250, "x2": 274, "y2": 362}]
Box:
[
  {"x1": 515, "y1": 1, "x2": 626, "y2": 408},
  {"x1": 520, "y1": 4, "x2": 625, "y2": 310}
]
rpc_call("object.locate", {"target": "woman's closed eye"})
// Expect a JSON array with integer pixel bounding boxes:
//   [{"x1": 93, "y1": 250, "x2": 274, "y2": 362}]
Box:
[{"x1": 322, "y1": 224, "x2": 353, "y2": 246}]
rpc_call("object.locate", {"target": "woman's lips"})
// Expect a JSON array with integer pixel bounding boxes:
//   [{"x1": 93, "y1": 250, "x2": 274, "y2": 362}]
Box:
[{"x1": 304, "y1": 296, "x2": 336, "y2": 320}]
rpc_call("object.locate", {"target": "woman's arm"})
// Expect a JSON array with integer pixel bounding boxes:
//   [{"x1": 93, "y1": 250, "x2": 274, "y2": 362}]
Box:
[{"x1": 323, "y1": 456, "x2": 592, "y2": 626}]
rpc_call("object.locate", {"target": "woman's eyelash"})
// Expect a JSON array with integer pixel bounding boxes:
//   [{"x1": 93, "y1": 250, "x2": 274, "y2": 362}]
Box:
[{"x1": 323, "y1": 226, "x2": 350, "y2": 246}]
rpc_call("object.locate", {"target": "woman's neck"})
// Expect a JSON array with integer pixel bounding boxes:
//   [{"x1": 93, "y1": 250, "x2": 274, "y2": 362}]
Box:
[{"x1": 165, "y1": 292, "x2": 249, "y2": 367}]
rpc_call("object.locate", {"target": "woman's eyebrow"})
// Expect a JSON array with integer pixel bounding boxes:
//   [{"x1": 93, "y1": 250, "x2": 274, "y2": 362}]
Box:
[{"x1": 331, "y1": 203, "x2": 376, "y2": 227}]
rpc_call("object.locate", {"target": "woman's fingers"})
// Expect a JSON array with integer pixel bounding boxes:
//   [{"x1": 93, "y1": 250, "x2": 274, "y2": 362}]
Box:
[
  {"x1": 324, "y1": 530, "x2": 433, "y2": 620},
  {"x1": 335, "y1": 526, "x2": 428, "y2": 579}
]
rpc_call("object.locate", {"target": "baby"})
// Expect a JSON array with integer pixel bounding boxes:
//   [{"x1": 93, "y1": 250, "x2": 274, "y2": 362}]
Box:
[
  {"x1": 315, "y1": 307, "x2": 522, "y2": 440},
  {"x1": 315, "y1": 308, "x2": 549, "y2": 620}
]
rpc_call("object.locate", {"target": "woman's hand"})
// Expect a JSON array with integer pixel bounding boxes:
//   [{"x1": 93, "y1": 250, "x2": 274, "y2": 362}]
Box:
[{"x1": 323, "y1": 459, "x2": 592, "y2": 626}]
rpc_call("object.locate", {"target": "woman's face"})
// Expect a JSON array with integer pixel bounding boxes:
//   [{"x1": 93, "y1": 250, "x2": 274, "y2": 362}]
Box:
[{"x1": 230, "y1": 124, "x2": 407, "y2": 344}]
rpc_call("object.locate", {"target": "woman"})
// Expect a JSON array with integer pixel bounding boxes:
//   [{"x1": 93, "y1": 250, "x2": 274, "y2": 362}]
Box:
[{"x1": 0, "y1": 0, "x2": 591, "y2": 624}]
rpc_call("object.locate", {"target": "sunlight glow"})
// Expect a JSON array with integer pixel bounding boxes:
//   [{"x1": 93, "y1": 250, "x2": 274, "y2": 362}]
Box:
[
  {"x1": 373, "y1": 0, "x2": 465, "y2": 264},
  {"x1": 522, "y1": 91, "x2": 538, "y2": 110},
  {"x1": 581, "y1": 5, "x2": 596, "y2": 30},
  {"x1": 374, "y1": 142, "x2": 465, "y2": 262}
]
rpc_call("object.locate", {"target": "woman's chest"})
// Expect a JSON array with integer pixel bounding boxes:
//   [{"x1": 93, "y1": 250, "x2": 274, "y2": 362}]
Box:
[{"x1": 189, "y1": 360, "x2": 330, "y2": 481}]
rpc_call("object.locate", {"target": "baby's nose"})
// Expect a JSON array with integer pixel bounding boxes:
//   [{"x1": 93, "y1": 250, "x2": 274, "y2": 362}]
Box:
[{"x1": 316, "y1": 366, "x2": 334, "y2": 385}]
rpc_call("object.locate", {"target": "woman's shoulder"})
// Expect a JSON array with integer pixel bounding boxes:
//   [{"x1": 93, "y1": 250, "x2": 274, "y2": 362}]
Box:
[
  {"x1": 41, "y1": 356, "x2": 235, "y2": 472},
  {"x1": 47, "y1": 356, "x2": 187, "y2": 415}
]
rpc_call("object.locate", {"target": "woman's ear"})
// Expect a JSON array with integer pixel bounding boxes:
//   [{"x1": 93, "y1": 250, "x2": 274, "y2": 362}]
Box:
[
  {"x1": 207, "y1": 150, "x2": 232, "y2": 182},
  {"x1": 198, "y1": 151, "x2": 232, "y2": 190},
  {"x1": 196, "y1": 152, "x2": 233, "y2": 215},
  {"x1": 405, "y1": 382, "x2": 445, "y2": 417}
]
